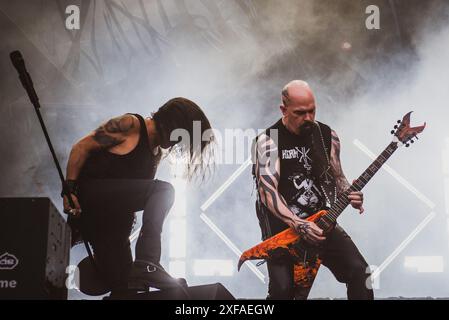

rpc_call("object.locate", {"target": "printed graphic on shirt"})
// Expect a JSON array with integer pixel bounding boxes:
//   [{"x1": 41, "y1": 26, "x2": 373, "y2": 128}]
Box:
[
  {"x1": 281, "y1": 146, "x2": 312, "y2": 171},
  {"x1": 288, "y1": 172, "x2": 325, "y2": 219},
  {"x1": 280, "y1": 145, "x2": 326, "y2": 218}
]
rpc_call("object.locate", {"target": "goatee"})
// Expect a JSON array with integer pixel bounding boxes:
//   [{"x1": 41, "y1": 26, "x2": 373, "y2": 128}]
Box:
[{"x1": 298, "y1": 121, "x2": 315, "y2": 138}]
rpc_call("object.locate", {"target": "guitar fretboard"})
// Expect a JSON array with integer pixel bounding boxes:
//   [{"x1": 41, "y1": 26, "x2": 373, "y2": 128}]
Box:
[{"x1": 324, "y1": 141, "x2": 399, "y2": 223}]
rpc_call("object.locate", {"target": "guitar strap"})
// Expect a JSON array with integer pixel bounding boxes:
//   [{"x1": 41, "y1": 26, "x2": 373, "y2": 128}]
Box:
[{"x1": 312, "y1": 121, "x2": 337, "y2": 208}]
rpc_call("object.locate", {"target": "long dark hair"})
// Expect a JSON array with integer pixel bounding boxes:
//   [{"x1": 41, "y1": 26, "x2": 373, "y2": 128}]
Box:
[{"x1": 152, "y1": 97, "x2": 215, "y2": 182}]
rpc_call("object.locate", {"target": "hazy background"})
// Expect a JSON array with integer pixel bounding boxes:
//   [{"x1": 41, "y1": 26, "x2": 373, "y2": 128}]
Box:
[{"x1": 0, "y1": 0, "x2": 448, "y2": 299}]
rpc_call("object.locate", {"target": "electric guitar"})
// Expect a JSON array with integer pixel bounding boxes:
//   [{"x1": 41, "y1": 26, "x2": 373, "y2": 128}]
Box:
[{"x1": 238, "y1": 112, "x2": 426, "y2": 298}]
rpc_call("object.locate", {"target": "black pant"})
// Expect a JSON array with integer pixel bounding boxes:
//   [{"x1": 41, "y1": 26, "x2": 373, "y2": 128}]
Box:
[
  {"x1": 266, "y1": 225, "x2": 374, "y2": 300},
  {"x1": 78, "y1": 179, "x2": 175, "y2": 292}
]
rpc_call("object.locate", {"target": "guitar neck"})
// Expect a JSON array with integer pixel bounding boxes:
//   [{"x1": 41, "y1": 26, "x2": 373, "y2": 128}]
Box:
[{"x1": 326, "y1": 141, "x2": 399, "y2": 222}]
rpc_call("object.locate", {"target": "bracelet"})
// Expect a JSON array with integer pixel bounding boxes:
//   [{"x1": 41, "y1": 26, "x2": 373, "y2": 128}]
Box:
[{"x1": 61, "y1": 180, "x2": 79, "y2": 198}]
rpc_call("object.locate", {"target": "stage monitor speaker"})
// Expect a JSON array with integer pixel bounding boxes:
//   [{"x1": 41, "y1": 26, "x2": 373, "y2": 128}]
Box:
[
  {"x1": 130, "y1": 283, "x2": 235, "y2": 300},
  {"x1": 0, "y1": 197, "x2": 70, "y2": 300}
]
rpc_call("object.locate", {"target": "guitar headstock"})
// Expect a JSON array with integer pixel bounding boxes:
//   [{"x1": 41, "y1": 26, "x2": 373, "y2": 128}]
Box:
[{"x1": 391, "y1": 111, "x2": 426, "y2": 147}]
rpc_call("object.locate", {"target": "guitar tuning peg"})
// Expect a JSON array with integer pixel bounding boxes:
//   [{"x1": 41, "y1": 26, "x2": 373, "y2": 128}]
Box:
[
  {"x1": 410, "y1": 140, "x2": 414, "y2": 144},
  {"x1": 394, "y1": 125, "x2": 398, "y2": 129},
  {"x1": 405, "y1": 143, "x2": 410, "y2": 147},
  {"x1": 397, "y1": 120, "x2": 401, "y2": 124},
  {"x1": 390, "y1": 130, "x2": 395, "y2": 134}
]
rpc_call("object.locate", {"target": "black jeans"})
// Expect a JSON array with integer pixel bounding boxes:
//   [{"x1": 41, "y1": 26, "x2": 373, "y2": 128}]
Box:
[
  {"x1": 266, "y1": 225, "x2": 374, "y2": 300},
  {"x1": 78, "y1": 179, "x2": 175, "y2": 292}
]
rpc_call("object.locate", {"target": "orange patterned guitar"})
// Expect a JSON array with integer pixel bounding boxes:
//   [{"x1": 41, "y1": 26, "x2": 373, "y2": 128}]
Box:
[{"x1": 238, "y1": 112, "x2": 426, "y2": 298}]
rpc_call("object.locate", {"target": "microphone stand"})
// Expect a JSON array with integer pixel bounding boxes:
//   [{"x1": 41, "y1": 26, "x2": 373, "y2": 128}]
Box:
[{"x1": 9, "y1": 50, "x2": 98, "y2": 276}]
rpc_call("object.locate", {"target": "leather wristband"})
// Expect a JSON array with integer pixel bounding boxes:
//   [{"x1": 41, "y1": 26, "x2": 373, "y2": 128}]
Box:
[{"x1": 61, "y1": 180, "x2": 79, "y2": 198}]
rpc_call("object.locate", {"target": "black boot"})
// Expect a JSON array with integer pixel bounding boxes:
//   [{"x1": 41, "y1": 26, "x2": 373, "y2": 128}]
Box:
[{"x1": 127, "y1": 260, "x2": 187, "y2": 291}]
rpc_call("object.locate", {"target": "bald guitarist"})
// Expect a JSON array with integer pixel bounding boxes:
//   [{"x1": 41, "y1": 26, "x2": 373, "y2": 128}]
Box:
[{"x1": 253, "y1": 80, "x2": 373, "y2": 300}]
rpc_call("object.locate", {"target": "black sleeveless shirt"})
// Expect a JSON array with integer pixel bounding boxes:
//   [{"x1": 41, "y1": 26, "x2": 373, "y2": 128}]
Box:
[
  {"x1": 253, "y1": 119, "x2": 334, "y2": 238},
  {"x1": 78, "y1": 114, "x2": 160, "y2": 180},
  {"x1": 276, "y1": 119, "x2": 328, "y2": 218}
]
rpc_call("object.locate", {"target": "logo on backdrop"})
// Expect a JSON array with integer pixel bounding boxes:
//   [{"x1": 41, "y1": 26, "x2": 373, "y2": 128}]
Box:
[{"x1": 0, "y1": 252, "x2": 19, "y2": 270}]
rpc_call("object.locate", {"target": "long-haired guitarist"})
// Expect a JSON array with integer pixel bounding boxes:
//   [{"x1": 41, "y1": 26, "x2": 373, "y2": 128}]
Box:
[
  {"x1": 253, "y1": 80, "x2": 374, "y2": 300},
  {"x1": 62, "y1": 97, "x2": 215, "y2": 298}
]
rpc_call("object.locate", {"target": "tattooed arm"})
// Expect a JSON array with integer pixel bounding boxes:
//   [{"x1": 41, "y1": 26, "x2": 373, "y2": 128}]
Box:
[
  {"x1": 66, "y1": 114, "x2": 137, "y2": 180},
  {"x1": 63, "y1": 114, "x2": 137, "y2": 216},
  {"x1": 329, "y1": 130, "x2": 351, "y2": 194},
  {"x1": 255, "y1": 134, "x2": 325, "y2": 244},
  {"x1": 329, "y1": 130, "x2": 365, "y2": 213}
]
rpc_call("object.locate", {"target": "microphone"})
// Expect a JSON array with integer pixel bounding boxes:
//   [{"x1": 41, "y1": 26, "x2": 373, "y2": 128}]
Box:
[
  {"x1": 10, "y1": 50, "x2": 26, "y2": 72},
  {"x1": 9, "y1": 50, "x2": 40, "y2": 107}
]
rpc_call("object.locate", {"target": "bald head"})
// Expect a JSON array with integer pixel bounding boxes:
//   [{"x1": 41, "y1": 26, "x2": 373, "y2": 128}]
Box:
[
  {"x1": 281, "y1": 80, "x2": 315, "y2": 107},
  {"x1": 280, "y1": 80, "x2": 317, "y2": 135}
]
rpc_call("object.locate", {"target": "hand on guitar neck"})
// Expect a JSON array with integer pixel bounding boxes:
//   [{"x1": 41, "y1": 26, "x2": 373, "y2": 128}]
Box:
[{"x1": 348, "y1": 183, "x2": 364, "y2": 214}]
